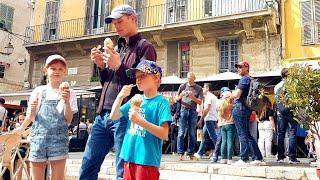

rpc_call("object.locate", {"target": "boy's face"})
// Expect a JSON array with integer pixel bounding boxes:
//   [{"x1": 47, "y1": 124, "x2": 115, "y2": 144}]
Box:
[
  {"x1": 135, "y1": 71, "x2": 159, "y2": 91},
  {"x1": 45, "y1": 61, "x2": 66, "y2": 83}
]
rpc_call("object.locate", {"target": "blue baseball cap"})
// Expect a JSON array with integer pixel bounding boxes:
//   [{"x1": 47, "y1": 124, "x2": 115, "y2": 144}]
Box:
[
  {"x1": 105, "y1": 4, "x2": 136, "y2": 24},
  {"x1": 126, "y1": 59, "x2": 162, "y2": 78},
  {"x1": 220, "y1": 87, "x2": 230, "y2": 93}
]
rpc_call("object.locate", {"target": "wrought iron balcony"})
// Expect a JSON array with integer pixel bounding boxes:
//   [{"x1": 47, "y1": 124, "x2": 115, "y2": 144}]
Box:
[{"x1": 24, "y1": 0, "x2": 268, "y2": 44}]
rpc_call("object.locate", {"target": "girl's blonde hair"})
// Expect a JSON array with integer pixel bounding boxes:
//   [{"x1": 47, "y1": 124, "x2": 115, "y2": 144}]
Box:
[{"x1": 217, "y1": 97, "x2": 233, "y2": 120}]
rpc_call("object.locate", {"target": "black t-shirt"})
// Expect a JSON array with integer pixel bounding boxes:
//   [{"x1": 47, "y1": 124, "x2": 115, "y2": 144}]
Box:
[{"x1": 260, "y1": 108, "x2": 274, "y2": 121}]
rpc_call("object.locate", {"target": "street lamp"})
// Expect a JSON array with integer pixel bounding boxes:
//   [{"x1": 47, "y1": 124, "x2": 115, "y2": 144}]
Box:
[{"x1": 0, "y1": 26, "x2": 28, "y2": 56}]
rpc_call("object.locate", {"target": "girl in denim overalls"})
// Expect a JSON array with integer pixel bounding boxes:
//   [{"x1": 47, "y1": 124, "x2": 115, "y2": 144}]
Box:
[{"x1": 15, "y1": 55, "x2": 78, "y2": 180}]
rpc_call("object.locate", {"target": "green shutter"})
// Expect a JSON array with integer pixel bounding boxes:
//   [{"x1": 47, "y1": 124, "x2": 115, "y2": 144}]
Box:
[
  {"x1": 0, "y1": 3, "x2": 14, "y2": 31},
  {"x1": 301, "y1": 0, "x2": 314, "y2": 44}
]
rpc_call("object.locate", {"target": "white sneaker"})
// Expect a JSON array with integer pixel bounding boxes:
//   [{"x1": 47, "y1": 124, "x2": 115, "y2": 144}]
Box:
[
  {"x1": 249, "y1": 160, "x2": 266, "y2": 166},
  {"x1": 227, "y1": 160, "x2": 233, "y2": 165},
  {"x1": 194, "y1": 153, "x2": 202, "y2": 159},
  {"x1": 220, "y1": 159, "x2": 227, "y2": 164},
  {"x1": 233, "y1": 160, "x2": 249, "y2": 166}
]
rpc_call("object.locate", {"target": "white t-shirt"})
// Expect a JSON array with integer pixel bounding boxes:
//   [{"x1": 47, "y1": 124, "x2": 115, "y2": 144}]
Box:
[
  {"x1": 204, "y1": 92, "x2": 218, "y2": 121},
  {"x1": 0, "y1": 106, "x2": 7, "y2": 121},
  {"x1": 27, "y1": 85, "x2": 78, "y2": 115}
]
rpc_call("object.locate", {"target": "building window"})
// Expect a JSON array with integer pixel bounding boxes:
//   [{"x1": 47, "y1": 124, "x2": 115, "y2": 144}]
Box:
[
  {"x1": 0, "y1": 3, "x2": 14, "y2": 32},
  {"x1": 43, "y1": 0, "x2": 60, "y2": 41},
  {"x1": 180, "y1": 41, "x2": 190, "y2": 78},
  {"x1": 91, "y1": 64, "x2": 99, "y2": 81},
  {"x1": 85, "y1": 0, "x2": 110, "y2": 35},
  {"x1": 126, "y1": 0, "x2": 145, "y2": 27},
  {"x1": 167, "y1": 0, "x2": 187, "y2": 23},
  {"x1": 219, "y1": 38, "x2": 239, "y2": 73},
  {"x1": 301, "y1": 0, "x2": 320, "y2": 44},
  {"x1": 0, "y1": 65, "x2": 5, "y2": 78},
  {"x1": 204, "y1": 0, "x2": 212, "y2": 17}
]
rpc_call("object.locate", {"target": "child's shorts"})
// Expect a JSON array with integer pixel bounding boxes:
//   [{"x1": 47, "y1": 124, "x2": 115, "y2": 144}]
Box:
[
  {"x1": 124, "y1": 162, "x2": 159, "y2": 180},
  {"x1": 29, "y1": 133, "x2": 69, "y2": 162}
]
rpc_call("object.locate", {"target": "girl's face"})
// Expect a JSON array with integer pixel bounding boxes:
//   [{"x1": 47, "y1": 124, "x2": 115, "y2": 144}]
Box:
[
  {"x1": 45, "y1": 61, "x2": 66, "y2": 83},
  {"x1": 135, "y1": 71, "x2": 159, "y2": 91}
]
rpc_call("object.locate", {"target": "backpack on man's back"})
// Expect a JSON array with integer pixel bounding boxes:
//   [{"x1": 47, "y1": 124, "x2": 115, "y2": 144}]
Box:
[{"x1": 245, "y1": 77, "x2": 265, "y2": 112}]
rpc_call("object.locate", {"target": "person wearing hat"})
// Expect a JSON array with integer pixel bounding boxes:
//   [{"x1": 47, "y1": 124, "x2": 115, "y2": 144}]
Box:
[
  {"x1": 80, "y1": 4, "x2": 157, "y2": 180},
  {"x1": 274, "y1": 68, "x2": 300, "y2": 164},
  {"x1": 230, "y1": 60, "x2": 263, "y2": 165},
  {"x1": 14, "y1": 54, "x2": 78, "y2": 179},
  {"x1": 110, "y1": 59, "x2": 171, "y2": 179}
]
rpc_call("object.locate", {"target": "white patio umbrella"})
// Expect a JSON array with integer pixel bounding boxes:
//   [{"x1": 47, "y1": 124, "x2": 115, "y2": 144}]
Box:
[
  {"x1": 196, "y1": 72, "x2": 241, "y2": 82},
  {"x1": 161, "y1": 75, "x2": 186, "y2": 84}
]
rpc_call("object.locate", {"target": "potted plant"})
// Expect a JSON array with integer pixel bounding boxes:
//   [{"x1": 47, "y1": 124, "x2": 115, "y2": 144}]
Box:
[{"x1": 282, "y1": 63, "x2": 320, "y2": 174}]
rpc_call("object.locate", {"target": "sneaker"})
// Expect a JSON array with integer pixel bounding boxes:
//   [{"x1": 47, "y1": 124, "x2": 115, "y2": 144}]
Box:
[
  {"x1": 220, "y1": 159, "x2": 227, "y2": 164},
  {"x1": 194, "y1": 153, "x2": 202, "y2": 159},
  {"x1": 289, "y1": 159, "x2": 300, "y2": 164},
  {"x1": 249, "y1": 160, "x2": 266, "y2": 166},
  {"x1": 210, "y1": 156, "x2": 218, "y2": 163},
  {"x1": 187, "y1": 155, "x2": 197, "y2": 161},
  {"x1": 277, "y1": 158, "x2": 285, "y2": 163},
  {"x1": 227, "y1": 160, "x2": 233, "y2": 165},
  {"x1": 233, "y1": 160, "x2": 249, "y2": 166}
]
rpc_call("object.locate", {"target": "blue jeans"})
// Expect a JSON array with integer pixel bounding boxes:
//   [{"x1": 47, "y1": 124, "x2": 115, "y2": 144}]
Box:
[
  {"x1": 232, "y1": 103, "x2": 263, "y2": 161},
  {"x1": 221, "y1": 124, "x2": 236, "y2": 160},
  {"x1": 212, "y1": 128, "x2": 222, "y2": 160},
  {"x1": 277, "y1": 110, "x2": 297, "y2": 160},
  {"x1": 197, "y1": 121, "x2": 217, "y2": 156},
  {"x1": 79, "y1": 111, "x2": 127, "y2": 180},
  {"x1": 177, "y1": 108, "x2": 198, "y2": 155}
]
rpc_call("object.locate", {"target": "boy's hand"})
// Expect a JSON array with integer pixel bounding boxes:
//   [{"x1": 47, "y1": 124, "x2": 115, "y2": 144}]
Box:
[
  {"x1": 129, "y1": 108, "x2": 143, "y2": 124},
  {"x1": 119, "y1": 85, "x2": 134, "y2": 99}
]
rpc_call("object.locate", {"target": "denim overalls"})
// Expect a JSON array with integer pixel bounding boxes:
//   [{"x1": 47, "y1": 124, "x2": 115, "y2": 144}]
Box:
[{"x1": 29, "y1": 88, "x2": 69, "y2": 162}]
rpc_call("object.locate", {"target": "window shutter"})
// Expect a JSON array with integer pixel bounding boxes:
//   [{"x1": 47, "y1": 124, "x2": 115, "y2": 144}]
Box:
[
  {"x1": 315, "y1": 0, "x2": 320, "y2": 43},
  {"x1": 301, "y1": 0, "x2": 313, "y2": 44},
  {"x1": 6, "y1": 6, "x2": 14, "y2": 31}
]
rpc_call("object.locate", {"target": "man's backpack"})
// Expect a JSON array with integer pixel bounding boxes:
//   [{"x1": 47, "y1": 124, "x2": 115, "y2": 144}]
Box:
[
  {"x1": 245, "y1": 77, "x2": 265, "y2": 112},
  {"x1": 275, "y1": 83, "x2": 290, "y2": 113}
]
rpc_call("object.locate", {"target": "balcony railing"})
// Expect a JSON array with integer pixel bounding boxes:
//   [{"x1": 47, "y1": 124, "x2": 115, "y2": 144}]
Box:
[{"x1": 24, "y1": 0, "x2": 268, "y2": 44}]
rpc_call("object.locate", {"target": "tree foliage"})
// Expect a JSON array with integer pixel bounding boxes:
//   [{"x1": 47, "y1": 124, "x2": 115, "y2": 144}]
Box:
[{"x1": 282, "y1": 64, "x2": 320, "y2": 139}]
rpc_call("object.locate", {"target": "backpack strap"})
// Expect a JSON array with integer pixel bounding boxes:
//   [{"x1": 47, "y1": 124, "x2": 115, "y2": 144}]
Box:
[{"x1": 136, "y1": 38, "x2": 146, "y2": 62}]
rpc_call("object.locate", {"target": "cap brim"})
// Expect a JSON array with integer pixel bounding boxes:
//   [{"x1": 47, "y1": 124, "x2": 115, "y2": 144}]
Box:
[
  {"x1": 105, "y1": 13, "x2": 123, "y2": 24},
  {"x1": 126, "y1": 68, "x2": 139, "y2": 78},
  {"x1": 235, "y1": 64, "x2": 240, "y2": 68}
]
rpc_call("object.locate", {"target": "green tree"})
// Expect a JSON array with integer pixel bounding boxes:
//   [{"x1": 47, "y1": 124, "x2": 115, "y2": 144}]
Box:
[{"x1": 282, "y1": 64, "x2": 320, "y2": 141}]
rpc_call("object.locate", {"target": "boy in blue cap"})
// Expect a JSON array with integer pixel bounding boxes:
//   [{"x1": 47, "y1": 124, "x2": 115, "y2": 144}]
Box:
[{"x1": 110, "y1": 59, "x2": 171, "y2": 179}]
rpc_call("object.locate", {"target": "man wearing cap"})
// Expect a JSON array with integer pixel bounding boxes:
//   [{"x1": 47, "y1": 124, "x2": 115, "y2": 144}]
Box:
[
  {"x1": 80, "y1": 4, "x2": 157, "y2": 180},
  {"x1": 274, "y1": 68, "x2": 300, "y2": 164},
  {"x1": 230, "y1": 61, "x2": 263, "y2": 165}
]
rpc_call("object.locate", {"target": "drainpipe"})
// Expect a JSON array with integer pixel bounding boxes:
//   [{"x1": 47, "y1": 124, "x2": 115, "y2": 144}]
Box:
[
  {"x1": 26, "y1": 0, "x2": 36, "y2": 87},
  {"x1": 281, "y1": 0, "x2": 287, "y2": 64},
  {"x1": 265, "y1": 22, "x2": 271, "y2": 71}
]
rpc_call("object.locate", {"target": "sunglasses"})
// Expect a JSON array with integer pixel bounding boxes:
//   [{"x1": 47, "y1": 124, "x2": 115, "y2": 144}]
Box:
[{"x1": 135, "y1": 73, "x2": 149, "y2": 79}]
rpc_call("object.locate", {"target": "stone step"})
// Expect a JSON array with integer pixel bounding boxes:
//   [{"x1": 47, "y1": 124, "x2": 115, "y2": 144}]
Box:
[{"x1": 65, "y1": 158, "x2": 318, "y2": 180}]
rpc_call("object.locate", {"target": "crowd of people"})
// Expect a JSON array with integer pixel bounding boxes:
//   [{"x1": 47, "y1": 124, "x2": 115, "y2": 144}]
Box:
[
  {"x1": 0, "y1": 3, "x2": 316, "y2": 180},
  {"x1": 166, "y1": 66, "x2": 316, "y2": 166}
]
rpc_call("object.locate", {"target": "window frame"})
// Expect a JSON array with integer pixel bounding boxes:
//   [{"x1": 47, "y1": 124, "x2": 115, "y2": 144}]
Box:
[
  {"x1": 300, "y1": 0, "x2": 320, "y2": 45},
  {"x1": 218, "y1": 38, "x2": 239, "y2": 73},
  {"x1": 0, "y1": 3, "x2": 14, "y2": 32},
  {"x1": 0, "y1": 65, "x2": 5, "y2": 78}
]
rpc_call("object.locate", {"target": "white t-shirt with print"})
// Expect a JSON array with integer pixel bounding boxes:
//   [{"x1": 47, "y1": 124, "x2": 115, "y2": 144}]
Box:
[
  {"x1": 27, "y1": 85, "x2": 78, "y2": 115},
  {"x1": 204, "y1": 92, "x2": 218, "y2": 121}
]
